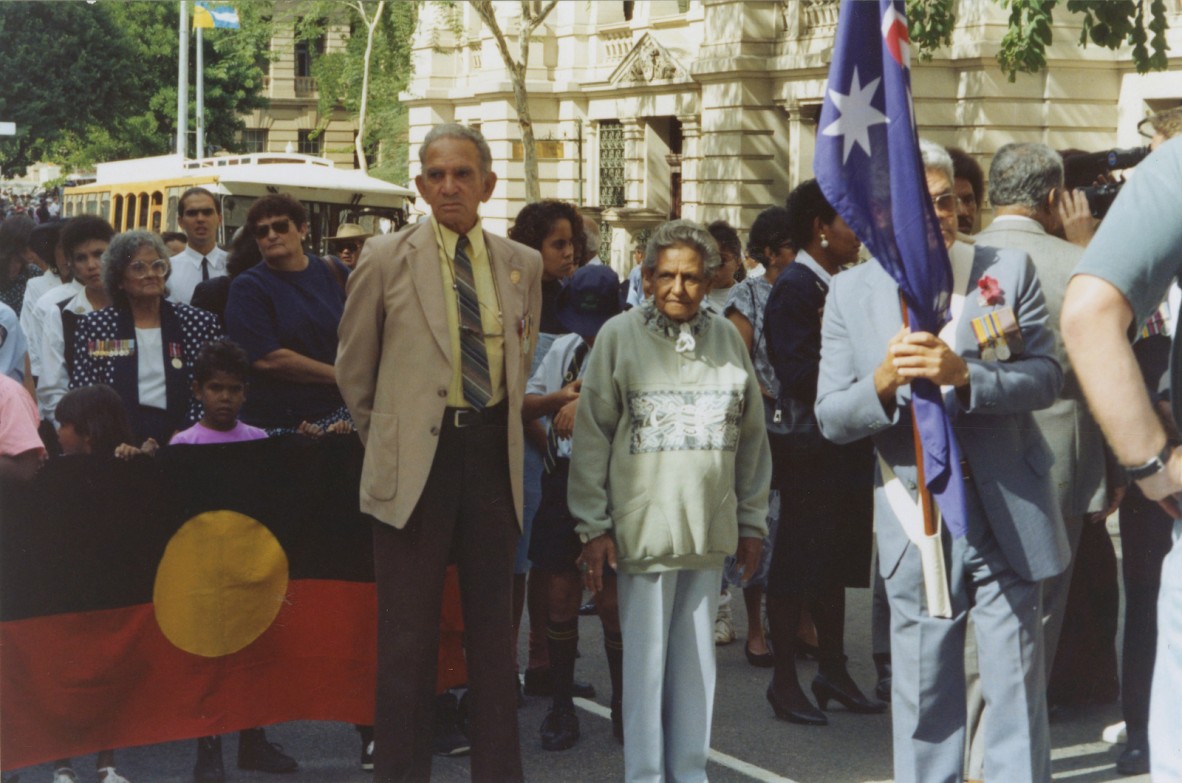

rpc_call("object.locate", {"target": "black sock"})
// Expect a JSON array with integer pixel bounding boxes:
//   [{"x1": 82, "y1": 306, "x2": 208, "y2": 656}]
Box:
[
  {"x1": 546, "y1": 618, "x2": 579, "y2": 706},
  {"x1": 603, "y1": 629, "x2": 623, "y2": 706}
]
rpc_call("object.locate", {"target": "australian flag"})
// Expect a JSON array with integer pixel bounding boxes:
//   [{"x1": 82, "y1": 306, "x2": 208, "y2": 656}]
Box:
[{"x1": 814, "y1": 0, "x2": 967, "y2": 538}]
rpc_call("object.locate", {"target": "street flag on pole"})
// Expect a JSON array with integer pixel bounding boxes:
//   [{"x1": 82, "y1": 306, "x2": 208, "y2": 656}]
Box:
[
  {"x1": 193, "y1": 2, "x2": 240, "y2": 29},
  {"x1": 813, "y1": 0, "x2": 968, "y2": 538}
]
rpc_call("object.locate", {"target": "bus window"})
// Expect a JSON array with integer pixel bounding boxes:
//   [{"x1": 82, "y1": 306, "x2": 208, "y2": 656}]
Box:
[
  {"x1": 138, "y1": 192, "x2": 150, "y2": 228},
  {"x1": 126, "y1": 194, "x2": 137, "y2": 230},
  {"x1": 151, "y1": 191, "x2": 164, "y2": 233},
  {"x1": 167, "y1": 195, "x2": 178, "y2": 232},
  {"x1": 220, "y1": 195, "x2": 256, "y2": 242},
  {"x1": 113, "y1": 195, "x2": 124, "y2": 228},
  {"x1": 100, "y1": 197, "x2": 111, "y2": 222}
]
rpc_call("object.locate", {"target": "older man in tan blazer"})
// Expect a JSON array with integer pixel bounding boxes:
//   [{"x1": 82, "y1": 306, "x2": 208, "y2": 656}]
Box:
[{"x1": 337, "y1": 123, "x2": 542, "y2": 783}]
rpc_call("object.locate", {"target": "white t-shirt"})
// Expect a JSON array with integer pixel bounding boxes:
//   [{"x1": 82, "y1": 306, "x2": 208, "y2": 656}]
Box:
[
  {"x1": 526, "y1": 332, "x2": 589, "y2": 461},
  {"x1": 37, "y1": 287, "x2": 95, "y2": 424},
  {"x1": 135, "y1": 327, "x2": 167, "y2": 410},
  {"x1": 23, "y1": 278, "x2": 78, "y2": 378}
]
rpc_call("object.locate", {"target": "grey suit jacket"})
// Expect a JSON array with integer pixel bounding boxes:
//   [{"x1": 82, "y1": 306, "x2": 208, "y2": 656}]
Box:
[
  {"x1": 336, "y1": 220, "x2": 543, "y2": 530},
  {"x1": 815, "y1": 244, "x2": 1071, "y2": 582},
  {"x1": 976, "y1": 219, "x2": 1107, "y2": 517}
]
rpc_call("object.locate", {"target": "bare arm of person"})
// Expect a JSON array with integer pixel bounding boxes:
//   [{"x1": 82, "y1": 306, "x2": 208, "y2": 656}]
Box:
[{"x1": 253, "y1": 349, "x2": 338, "y2": 385}]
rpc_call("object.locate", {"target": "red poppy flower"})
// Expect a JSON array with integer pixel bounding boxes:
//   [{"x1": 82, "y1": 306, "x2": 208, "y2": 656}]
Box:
[{"x1": 977, "y1": 275, "x2": 1004, "y2": 306}]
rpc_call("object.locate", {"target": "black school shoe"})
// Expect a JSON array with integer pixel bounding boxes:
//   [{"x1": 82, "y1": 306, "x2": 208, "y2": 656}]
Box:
[
  {"x1": 539, "y1": 702, "x2": 580, "y2": 751},
  {"x1": 236, "y1": 728, "x2": 298, "y2": 774},
  {"x1": 434, "y1": 691, "x2": 471, "y2": 757}
]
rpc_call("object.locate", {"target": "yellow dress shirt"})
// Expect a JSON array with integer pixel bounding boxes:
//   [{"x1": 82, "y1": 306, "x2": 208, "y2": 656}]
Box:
[{"x1": 431, "y1": 216, "x2": 506, "y2": 407}]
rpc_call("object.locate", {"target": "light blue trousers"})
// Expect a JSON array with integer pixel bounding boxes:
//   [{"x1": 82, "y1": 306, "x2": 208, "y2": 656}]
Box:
[
  {"x1": 1150, "y1": 521, "x2": 1182, "y2": 781},
  {"x1": 618, "y1": 568, "x2": 720, "y2": 783}
]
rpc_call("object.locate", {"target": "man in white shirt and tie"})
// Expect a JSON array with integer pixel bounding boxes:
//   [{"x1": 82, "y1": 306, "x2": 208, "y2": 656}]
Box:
[{"x1": 169, "y1": 187, "x2": 227, "y2": 304}]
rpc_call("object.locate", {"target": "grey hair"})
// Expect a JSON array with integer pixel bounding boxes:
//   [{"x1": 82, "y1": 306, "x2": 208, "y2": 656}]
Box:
[
  {"x1": 582, "y1": 215, "x2": 600, "y2": 250},
  {"x1": 918, "y1": 139, "x2": 955, "y2": 184},
  {"x1": 643, "y1": 219, "x2": 722, "y2": 278},
  {"x1": 419, "y1": 123, "x2": 493, "y2": 175},
  {"x1": 987, "y1": 142, "x2": 1064, "y2": 209},
  {"x1": 102, "y1": 230, "x2": 170, "y2": 310}
]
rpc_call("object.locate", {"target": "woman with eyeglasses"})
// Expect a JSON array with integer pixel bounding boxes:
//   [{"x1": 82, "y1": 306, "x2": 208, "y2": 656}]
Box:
[
  {"x1": 224, "y1": 193, "x2": 353, "y2": 435},
  {"x1": 69, "y1": 229, "x2": 222, "y2": 445}
]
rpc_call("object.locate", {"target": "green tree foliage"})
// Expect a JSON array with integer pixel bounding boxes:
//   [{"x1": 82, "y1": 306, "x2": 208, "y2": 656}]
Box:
[
  {"x1": 907, "y1": 0, "x2": 1171, "y2": 79},
  {"x1": 293, "y1": 0, "x2": 418, "y2": 183},
  {"x1": 0, "y1": 0, "x2": 269, "y2": 176}
]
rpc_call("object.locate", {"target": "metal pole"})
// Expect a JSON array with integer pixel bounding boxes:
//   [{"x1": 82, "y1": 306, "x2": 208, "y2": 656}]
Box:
[
  {"x1": 196, "y1": 24, "x2": 205, "y2": 158},
  {"x1": 177, "y1": 1, "x2": 189, "y2": 157}
]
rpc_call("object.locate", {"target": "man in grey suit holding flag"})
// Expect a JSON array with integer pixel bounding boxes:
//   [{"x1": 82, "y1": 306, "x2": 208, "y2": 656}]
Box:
[{"x1": 815, "y1": 140, "x2": 1069, "y2": 783}]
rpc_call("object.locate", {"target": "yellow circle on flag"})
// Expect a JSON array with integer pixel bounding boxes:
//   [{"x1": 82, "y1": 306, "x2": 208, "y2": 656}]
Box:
[{"x1": 154, "y1": 510, "x2": 289, "y2": 657}]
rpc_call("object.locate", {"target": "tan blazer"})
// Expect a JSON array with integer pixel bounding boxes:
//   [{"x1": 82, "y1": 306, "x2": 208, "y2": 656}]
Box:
[{"x1": 336, "y1": 220, "x2": 543, "y2": 529}]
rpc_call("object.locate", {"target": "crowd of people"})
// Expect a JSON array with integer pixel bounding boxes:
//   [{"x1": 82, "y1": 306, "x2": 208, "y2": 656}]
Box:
[{"x1": 2, "y1": 113, "x2": 1181, "y2": 783}]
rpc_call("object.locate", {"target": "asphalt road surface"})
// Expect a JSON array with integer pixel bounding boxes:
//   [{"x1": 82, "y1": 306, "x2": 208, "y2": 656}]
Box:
[{"x1": 7, "y1": 523, "x2": 1149, "y2": 783}]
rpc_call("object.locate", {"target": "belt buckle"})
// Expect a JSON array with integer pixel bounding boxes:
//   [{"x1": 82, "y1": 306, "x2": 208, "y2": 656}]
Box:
[{"x1": 453, "y1": 408, "x2": 478, "y2": 428}]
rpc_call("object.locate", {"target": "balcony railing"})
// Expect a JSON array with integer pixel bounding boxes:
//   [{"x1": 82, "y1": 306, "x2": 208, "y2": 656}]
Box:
[
  {"x1": 803, "y1": 0, "x2": 839, "y2": 34},
  {"x1": 294, "y1": 76, "x2": 317, "y2": 96}
]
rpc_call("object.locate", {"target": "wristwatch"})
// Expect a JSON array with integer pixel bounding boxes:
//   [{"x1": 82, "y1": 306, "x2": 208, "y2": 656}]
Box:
[{"x1": 1124, "y1": 443, "x2": 1175, "y2": 482}]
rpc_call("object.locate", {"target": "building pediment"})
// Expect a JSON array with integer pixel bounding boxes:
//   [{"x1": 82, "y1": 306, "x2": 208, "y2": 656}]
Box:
[{"x1": 609, "y1": 33, "x2": 691, "y2": 87}]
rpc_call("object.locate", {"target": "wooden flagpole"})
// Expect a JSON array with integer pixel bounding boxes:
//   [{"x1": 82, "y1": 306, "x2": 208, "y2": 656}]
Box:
[{"x1": 899, "y1": 291, "x2": 938, "y2": 537}]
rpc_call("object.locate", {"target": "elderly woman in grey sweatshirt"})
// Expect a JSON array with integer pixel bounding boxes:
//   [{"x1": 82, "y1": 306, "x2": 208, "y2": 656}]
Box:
[{"x1": 569, "y1": 219, "x2": 771, "y2": 783}]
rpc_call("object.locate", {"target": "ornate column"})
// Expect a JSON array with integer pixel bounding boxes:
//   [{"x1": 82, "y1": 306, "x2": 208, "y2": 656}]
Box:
[
  {"x1": 783, "y1": 100, "x2": 819, "y2": 188},
  {"x1": 677, "y1": 114, "x2": 702, "y2": 223},
  {"x1": 621, "y1": 119, "x2": 646, "y2": 208}
]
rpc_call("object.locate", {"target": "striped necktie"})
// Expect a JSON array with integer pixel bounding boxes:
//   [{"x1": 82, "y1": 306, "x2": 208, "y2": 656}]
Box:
[
  {"x1": 453, "y1": 235, "x2": 493, "y2": 410},
  {"x1": 543, "y1": 341, "x2": 589, "y2": 473}
]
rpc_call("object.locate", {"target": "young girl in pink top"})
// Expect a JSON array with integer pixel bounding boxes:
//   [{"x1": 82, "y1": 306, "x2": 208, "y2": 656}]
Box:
[{"x1": 170, "y1": 340, "x2": 267, "y2": 446}]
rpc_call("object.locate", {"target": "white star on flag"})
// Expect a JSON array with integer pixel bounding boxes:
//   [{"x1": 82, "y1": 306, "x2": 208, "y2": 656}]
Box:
[{"x1": 821, "y1": 67, "x2": 889, "y2": 164}]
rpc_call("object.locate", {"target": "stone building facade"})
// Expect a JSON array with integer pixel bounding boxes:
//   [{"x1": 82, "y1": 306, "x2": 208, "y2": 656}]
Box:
[
  {"x1": 239, "y1": 17, "x2": 357, "y2": 168},
  {"x1": 402, "y1": 0, "x2": 1182, "y2": 273}
]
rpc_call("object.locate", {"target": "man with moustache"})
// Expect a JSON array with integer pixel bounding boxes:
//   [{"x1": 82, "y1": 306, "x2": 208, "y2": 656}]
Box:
[{"x1": 337, "y1": 123, "x2": 541, "y2": 782}]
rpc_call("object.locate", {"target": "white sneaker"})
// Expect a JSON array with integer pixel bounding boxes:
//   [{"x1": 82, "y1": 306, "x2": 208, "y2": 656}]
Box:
[
  {"x1": 97, "y1": 768, "x2": 129, "y2": 783},
  {"x1": 714, "y1": 591, "x2": 735, "y2": 645},
  {"x1": 51, "y1": 768, "x2": 78, "y2": 783}
]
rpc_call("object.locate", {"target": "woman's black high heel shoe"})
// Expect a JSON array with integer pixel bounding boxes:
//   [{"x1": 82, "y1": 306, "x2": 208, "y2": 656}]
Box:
[
  {"x1": 811, "y1": 672, "x2": 887, "y2": 714},
  {"x1": 766, "y1": 684, "x2": 828, "y2": 726}
]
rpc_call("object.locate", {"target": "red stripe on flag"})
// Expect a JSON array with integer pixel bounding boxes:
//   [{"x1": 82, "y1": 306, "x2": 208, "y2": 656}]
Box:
[{"x1": 2, "y1": 579, "x2": 378, "y2": 769}]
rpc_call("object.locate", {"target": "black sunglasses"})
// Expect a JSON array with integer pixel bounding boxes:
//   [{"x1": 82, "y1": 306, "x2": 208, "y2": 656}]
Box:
[{"x1": 253, "y1": 218, "x2": 292, "y2": 239}]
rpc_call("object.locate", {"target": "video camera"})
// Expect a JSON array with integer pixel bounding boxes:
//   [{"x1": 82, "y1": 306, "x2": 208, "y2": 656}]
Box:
[{"x1": 1062, "y1": 146, "x2": 1151, "y2": 219}]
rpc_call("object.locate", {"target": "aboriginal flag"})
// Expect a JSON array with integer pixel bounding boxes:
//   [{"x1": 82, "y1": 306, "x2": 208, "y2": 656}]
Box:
[{"x1": 0, "y1": 436, "x2": 465, "y2": 770}]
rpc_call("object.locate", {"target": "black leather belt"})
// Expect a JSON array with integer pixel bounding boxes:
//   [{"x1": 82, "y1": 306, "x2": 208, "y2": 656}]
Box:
[{"x1": 446, "y1": 402, "x2": 508, "y2": 428}]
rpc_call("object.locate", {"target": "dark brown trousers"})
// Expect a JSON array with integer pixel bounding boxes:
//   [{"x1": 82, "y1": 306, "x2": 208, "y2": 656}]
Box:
[{"x1": 372, "y1": 412, "x2": 523, "y2": 782}]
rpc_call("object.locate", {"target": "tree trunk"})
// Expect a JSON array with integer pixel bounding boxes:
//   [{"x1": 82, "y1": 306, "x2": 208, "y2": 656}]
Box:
[
  {"x1": 353, "y1": 0, "x2": 384, "y2": 173},
  {"x1": 470, "y1": 0, "x2": 557, "y2": 204},
  {"x1": 515, "y1": 2, "x2": 539, "y2": 203}
]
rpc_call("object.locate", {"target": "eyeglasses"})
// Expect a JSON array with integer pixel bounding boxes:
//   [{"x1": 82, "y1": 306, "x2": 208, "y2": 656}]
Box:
[
  {"x1": 334, "y1": 241, "x2": 362, "y2": 253},
  {"x1": 931, "y1": 193, "x2": 958, "y2": 213},
  {"x1": 1138, "y1": 117, "x2": 1157, "y2": 140},
  {"x1": 253, "y1": 218, "x2": 292, "y2": 239},
  {"x1": 184, "y1": 207, "x2": 216, "y2": 218},
  {"x1": 127, "y1": 259, "x2": 170, "y2": 278}
]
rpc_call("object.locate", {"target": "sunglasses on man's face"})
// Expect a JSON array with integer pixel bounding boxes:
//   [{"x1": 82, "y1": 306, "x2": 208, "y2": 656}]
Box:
[
  {"x1": 253, "y1": 218, "x2": 292, "y2": 239},
  {"x1": 334, "y1": 241, "x2": 362, "y2": 253}
]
